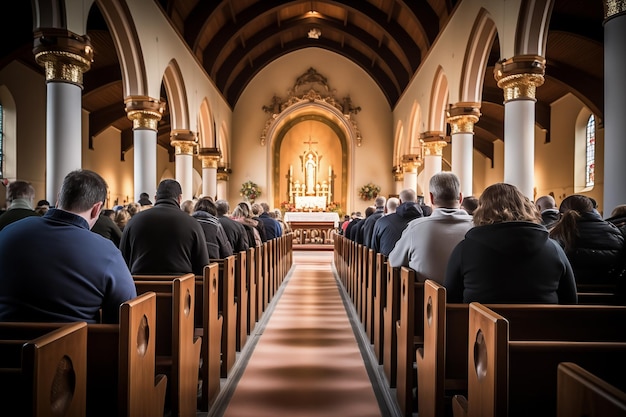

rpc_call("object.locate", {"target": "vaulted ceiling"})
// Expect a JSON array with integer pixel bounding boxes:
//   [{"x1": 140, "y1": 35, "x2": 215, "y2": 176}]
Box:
[{"x1": 0, "y1": 0, "x2": 605, "y2": 161}]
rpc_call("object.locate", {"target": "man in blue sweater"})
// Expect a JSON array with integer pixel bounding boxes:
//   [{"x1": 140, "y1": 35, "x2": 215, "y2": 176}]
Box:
[{"x1": 0, "y1": 169, "x2": 137, "y2": 324}]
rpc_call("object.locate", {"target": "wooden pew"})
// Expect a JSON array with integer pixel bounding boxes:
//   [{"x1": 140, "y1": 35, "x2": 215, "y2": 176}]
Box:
[
  {"x1": 87, "y1": 292, "x2": 167, "y2": 417},
  {"x1": 395, "y1": 266, "x2": 424, "y2": 416},
  {"x1": 132, "y1": 265, "x2": 222, "y2": 411},
  {"x1": 365, "y1": 248, "x2": 375, "y2": 342},
  {"x1": 383, "y1": 264, "x2": 402, "y2": 388},
  {"x1": 373, "y1": 253, "x2": 388, "y2": 364},
  {"x1": 254, "y1": 244, "x2": 264, "y2": 323},
  {"x1": 421, "y1": 280, "x2": 626, "y2": 417},
  {"x1": 235, "y1": 250, "x2": 249, "y2": 350},
  {"x1": 557, "y1": 362, "x2": 626, "y2": 417},
  {"x1": 246, "y1": 246, "x2": 257, "y2": 335},
  {"x1": 0, "y1": 321, "x2": 87, "y2": 417},
  {"x1": 211, "y1": 255, "x2": 238, "y2": 377},
  {"x1": 452, "y1": 302, "x2": 626, "y2": 417},
  {"x1": 133, "y1": 274, "x2": 202, "y2": 417}
]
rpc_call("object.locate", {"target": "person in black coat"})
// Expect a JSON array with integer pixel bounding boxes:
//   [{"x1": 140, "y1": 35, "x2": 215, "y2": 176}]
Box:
[
  {"x1": 215, "y1": 199, "x2": 250, "y2": 252},
  {"x1": 371, "y1": 188, "x2": 423, "y2": 256},
  {"x1": 550, "y1": 194, "x2": 626, "y2": 287},
  {"x1": 445, "y1": 183, "x2": 577, "y2": 304},
  {"x1": 119, "y1": 179, "x2": 209, "y2": 275},
  {"x1": 192, "y1": 197, "x2": 233, "y2": 259}
]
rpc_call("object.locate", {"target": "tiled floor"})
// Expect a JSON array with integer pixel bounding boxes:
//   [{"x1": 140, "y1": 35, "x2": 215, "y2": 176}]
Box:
[{"x1": 204, "y1": 251, "x2": 399, "y2": 417}]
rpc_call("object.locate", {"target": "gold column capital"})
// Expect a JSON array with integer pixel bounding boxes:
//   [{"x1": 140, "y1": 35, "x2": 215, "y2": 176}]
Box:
[
  {"x1": 33, "y1": 29, "x2": 93, "y2": 87},
  {"x1": 494, "y1": 55, "x2": 546, "y2": 101},
  {"x1": 198, "y1": 147, "x2": 222, "y2": 168},
  {"x1": 393, "y1": 165, "x2": 404, "y2": 182},
  {"x1": 420, "y1": 132, "x2": 447, "y2": 156},
  {"x1": 171, "y1": 130, "x2": 198, "y2": 156},
  {"x1": 124, "y1": 96, "x2": 165, "y2": 131},
  {"x1": 604, "y1": 0, "x2": 626, "y2": 19},
  {"x1": 447, "y1": 103, "x2": 481, "y2": 134},
  {"x1": 401, "y1": 154, "x2": 422, "y2": 172}
]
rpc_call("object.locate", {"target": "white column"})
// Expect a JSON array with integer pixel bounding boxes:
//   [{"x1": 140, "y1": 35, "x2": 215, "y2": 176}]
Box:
[
  {"x1": 171, "y1": 130, "x2": 198, "y2": 201},
  {"x1": 448, "y1": 104, "x2": 480, "y2": 197},
  {"x1": 495, "y1": 56, "x2": 546, "y2": 199},
  {"x1": 503, "y1": 100, "x2": 536, "y2": 198},
  {"x1": 33, "y1": 30, "x2": 93, "y2": 204},
  {"x1": 125, "y1": 97, "x2": 165, "y2": 202},
  {"x1": 422, "y1": 140, "x2": 447, "y2": 204},
  {"x1": 603, "y1": 3, "x2": 626, "y2": 215},
  {"x1": 198, "y1": 147, "x2": 221, "y2": 200},
  {"x1": 216, "y1": 171, "x2": 228, "y2": 201},
  {"x1": 133, "y1": 130, "x2": 157, "y2": 202}
]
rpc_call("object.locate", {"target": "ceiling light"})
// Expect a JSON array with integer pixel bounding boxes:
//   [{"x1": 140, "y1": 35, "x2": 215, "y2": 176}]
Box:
[{"x1": 308, "y1": 28, "x2": 321, "y2": 39}]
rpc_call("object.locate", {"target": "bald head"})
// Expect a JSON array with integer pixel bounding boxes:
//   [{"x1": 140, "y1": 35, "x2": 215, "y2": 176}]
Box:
[{"x1": 536, "y1": 195, "x2": 556, "y2": 212}]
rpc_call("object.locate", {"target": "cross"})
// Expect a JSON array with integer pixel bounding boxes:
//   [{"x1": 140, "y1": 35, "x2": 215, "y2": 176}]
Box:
[{"x1": 303, "y1": 136, "x2": 318, "y2": 150}]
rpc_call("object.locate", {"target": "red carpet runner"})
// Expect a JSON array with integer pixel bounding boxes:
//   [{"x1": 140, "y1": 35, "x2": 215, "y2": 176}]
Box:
[{"x1": 217, "y1": 251, "x2": 384, "y2": 417}]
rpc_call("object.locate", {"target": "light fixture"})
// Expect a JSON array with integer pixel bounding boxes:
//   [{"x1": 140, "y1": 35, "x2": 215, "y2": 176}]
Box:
[{"x1": 308, "y1": 28, "x2": 321, "y2": 39}]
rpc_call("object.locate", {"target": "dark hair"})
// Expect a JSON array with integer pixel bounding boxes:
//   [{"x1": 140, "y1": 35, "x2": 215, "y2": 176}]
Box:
[
  {"x1": 194, "y1": 197, "x2": 218, "y2": 216},
  {"x1": 6, "y1": 181, "x2": 35, "y2": 202},
  {"x1": 550, "y1": 195, "x2": 595, "y2": 251},
  {"x1": 155, "y1": 179, "x2": 182, "y2": 201},
  {"x1": 56, "y1": 170, "x2": 107, "y2": 212},
  {"x1": 139, "y1": 192, "x2": 150, "y2": 199},
  {"x1": 215, "y1": 199, "x2": 229, "y2": 216},
  {"x1": 461, "y1": 196, "x2": 479, "y2": 215}
]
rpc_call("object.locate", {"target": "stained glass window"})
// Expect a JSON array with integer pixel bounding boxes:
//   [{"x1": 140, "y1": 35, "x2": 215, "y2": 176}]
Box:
[{"x1": 585, "y1": 115, "x2": 595, "y2": 187}]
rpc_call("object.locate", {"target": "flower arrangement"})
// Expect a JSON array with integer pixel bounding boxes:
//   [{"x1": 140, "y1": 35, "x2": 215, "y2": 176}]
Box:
[
  {"x1": 240, "y1": 180, "x2": 261, "y2": 201},
  {"x1": 359, "y1": 183, "x2": 381, "y2": 200},
  {"x1": 326, "y1": 201, "x2": 341, "y2": 212},
  {"x1": 280, "y1": 201, "x2": 296, "y2": 212}
]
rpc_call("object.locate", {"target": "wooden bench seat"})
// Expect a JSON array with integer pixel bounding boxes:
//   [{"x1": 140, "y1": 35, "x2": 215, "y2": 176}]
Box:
[
  {"x1": 87, "y1": 292, "x2": 167, "y2": 417},
  {"x1": 557, "y1": 362, "x2": 626, "y2": 417},
  {"x1": 0, "y1": 321, "x2": 87, "y2": 416},
  {"x1": 210, "y1": 255, "x2": 238, "y2": 377},
  {"x1": 133, "y1": 273, "x2": 201, "y2": 417},
  {"x1": 452, "y1": 302, "x2": 626, "y2": 417}
]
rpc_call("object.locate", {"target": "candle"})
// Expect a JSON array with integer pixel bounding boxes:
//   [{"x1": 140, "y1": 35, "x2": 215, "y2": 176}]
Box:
[
  {"x1": 328, "y1": 165, "x2": 332, "y2": 176},
  {"x1": 290, "y1": 165, "x2": 293, "y2": 176}
]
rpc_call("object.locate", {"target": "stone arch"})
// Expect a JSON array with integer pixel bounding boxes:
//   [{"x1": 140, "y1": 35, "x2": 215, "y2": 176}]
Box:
[
  {"x1": 393, "y1": 119, "x2": 405, "y2": 169},
  {"x1": 265, "y1": 101, "x2": 356, "y2": 209},
  {"x1": 460, "y1": 8, "x2": 498, "y2": 103},
  {"x1": 428, "y1": 66, "x2": 449, "y2": 132},
  {"x1": 162, "y1": 59, "x2": 189, "y2": 130},
  {"x1": 514, "y1": 0, "x2": 554, "y2": 56},
  {"x1": 198, "y1": 98, "x2": 214, "y2": 147}
]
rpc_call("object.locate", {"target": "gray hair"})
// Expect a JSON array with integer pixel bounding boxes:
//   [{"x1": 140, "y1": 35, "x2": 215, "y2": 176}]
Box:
[
  {"x1": 429, "y1": 172, "x2": 461, "y2": 206},
  {"x1": 399, "y1": 188, "x2": 416, "y2": 203}
]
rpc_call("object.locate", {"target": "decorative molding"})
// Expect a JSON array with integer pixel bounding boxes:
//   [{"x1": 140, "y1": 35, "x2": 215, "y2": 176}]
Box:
[
  {"x1": 260, "y1": 67, "x2": 363, "y2": 146},
  {"x1": 447, "y1": 103, "x2": 481, "y2": 134},
  {"x1": 33, "y1": 29, "x2": 93, "y2": 86},
  {"x1": 124, "y1": 96, "x2": 165, "y2": 130},
  {"x1": 604, "y1": 0, "x2": 626, "y2": 19},
  {"x1": 494, "y1": 55, "x2": 545, "y2": 101}
]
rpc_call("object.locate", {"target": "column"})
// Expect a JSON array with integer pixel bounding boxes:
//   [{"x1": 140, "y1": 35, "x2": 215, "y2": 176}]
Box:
[
  {"x1": 494, "y1": 55, "x2": 546, "y2": 199},
  {"x1": 421, "y1": 132, "x2": 447, "y2": 204},
  {"x1": 171, "y1": 130, "x2": 198, "y2": 201},
  {"x1": 393, "y1": 165, "x2": 404, "y2": 195},
  {"x1": 603, "y1": 1, "x2": 626, "y2": 215},
  {"x1": 33, "y1": 29, "x2": 93, "y2": 203},
  {"x1": 447, "y1": 103, "x2": 481, "y2": 196},
  {"x1": 216, "y1": 169, "x2": 229, "y2": 201},
  {"x1": 197, "y1": 147, "x2": 222, "y2": 200},
  {"x1": 401, "y1": 154, "x2": 421, "y2": 194},
  {"x1": 125, "y1": 96, "x2": 165, "y2": 202}
]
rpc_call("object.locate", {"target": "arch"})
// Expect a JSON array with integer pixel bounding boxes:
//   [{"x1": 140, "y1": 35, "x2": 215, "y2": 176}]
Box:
[
  {"x1": 162, "y1": 60, "x2": 190, "y2": 130},
  {"x1": 218, "y1": 121, "x2": 229, "y2": 168},
  {"x1": 265, "y1": 101, "x2": 356, "y2": 209},
  {"x1": 94, "y1": 0, "x2": 149, "y2": 95},
  {"x1": 198, "y1": 98, "x2": 214, "y2": 147},
  {"x1": 393, "y1": 119, "x2": 405, "y2": 168},
  {"x1": 515, "y1": 0, "x2": 554, "y2": 56},
  {"x1": 460, "y1": 8, "x2": 498, "y2": 103},
  {"x1": 428, "y1": 66, "x2": 449, "y2": 132}
]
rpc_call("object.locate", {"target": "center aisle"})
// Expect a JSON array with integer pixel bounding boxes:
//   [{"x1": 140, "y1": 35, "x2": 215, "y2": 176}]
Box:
[{"x1": 208, "y1": 251, "x2": 395, "y2": 417}]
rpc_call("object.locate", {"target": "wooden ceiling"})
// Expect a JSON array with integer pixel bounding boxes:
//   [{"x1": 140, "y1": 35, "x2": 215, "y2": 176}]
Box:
[{"x1": 0, "y1": 0, "x2": 605, "y2": 160}]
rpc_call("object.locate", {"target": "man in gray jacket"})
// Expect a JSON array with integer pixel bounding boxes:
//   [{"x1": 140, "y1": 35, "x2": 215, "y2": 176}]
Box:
[{"x1": 388, "y1": 172, "x2": 473, "y2": 284}]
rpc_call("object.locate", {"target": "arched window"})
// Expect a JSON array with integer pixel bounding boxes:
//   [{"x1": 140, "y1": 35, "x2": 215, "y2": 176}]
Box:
[{"x1": 585, "y1": 115, "x2": 595, "y2": 187}]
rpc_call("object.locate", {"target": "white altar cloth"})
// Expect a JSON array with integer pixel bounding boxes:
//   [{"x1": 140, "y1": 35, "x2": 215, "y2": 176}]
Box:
[
  {"x1": 295, "y1": 196, "x2": 327, "y2": 210},
  {"x1": 284, "y1": 212, "x2": 340, "y2": 227}
]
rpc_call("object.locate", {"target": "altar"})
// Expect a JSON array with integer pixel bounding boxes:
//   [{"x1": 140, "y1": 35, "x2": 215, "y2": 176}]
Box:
[{"x1": 284, "y1": 212, "x2": 340, "y2": 246}]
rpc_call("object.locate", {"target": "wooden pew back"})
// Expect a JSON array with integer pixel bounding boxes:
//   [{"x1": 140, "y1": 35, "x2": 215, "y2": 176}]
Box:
[
  {"x1": 87, "y1": 292, "x2": 167, "y2": 417},
  {"x1": 0, "y1": 321, "x2": 88, "y2": 417},
  {"x1": 133, "y1": 273, "x2": 201, "y2": 417},
  {"x1": 557, "y1": 362, "x2": 626, "y2": 417},
  {"x1": 211, "y1": 255, "x2": 237, "y2": 377}
]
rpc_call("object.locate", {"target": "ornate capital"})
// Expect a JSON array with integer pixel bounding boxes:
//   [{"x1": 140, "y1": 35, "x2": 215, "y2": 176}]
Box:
[
  {"x1": 401, "y1": 154, "x2": 422, "y2": 172},
  {"x1": 494, "y1": 55, "x2": 545, "y2": 101},
  {"x1": 198, "y1": 147, "x2": 222, "y2": 168},
  {"x1": 393, "y1": 165, "x2": 404, "y2": 182},
  {"x1": 217, "y1": 172, "x2": 229, "y2": 182},
  {"x1": 33, "y1": 29, "x2": 93, "y2": 87},
  {"x1": 124, "y1": 96, "x2": 165, "y2": 130},
  {"x1": 171, "y1": 130, "x2": 198, "y2": 156},
  {"x1": 447, "y1": 103, "x2": 481, "y2": 134},
  {"x1": 604, "y1": 0, "x2": 626, "y2": 19}
]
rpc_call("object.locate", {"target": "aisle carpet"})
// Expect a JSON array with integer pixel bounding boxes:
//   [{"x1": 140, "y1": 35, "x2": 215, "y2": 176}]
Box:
[{"x1": 210, "y1": 251, "x2": 391, "y2": 417}]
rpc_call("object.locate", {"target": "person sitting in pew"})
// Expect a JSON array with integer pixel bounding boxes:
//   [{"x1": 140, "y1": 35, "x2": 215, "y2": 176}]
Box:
[
  {"x1": 192, "y1": 196, "x2": 234, "y2": 259},
  {"x1": 0, "y1": 169, "x2": 137, "y2": 323},
  {"x1": 444, "y1": 182, "x2": 578, "y2": 304}
]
